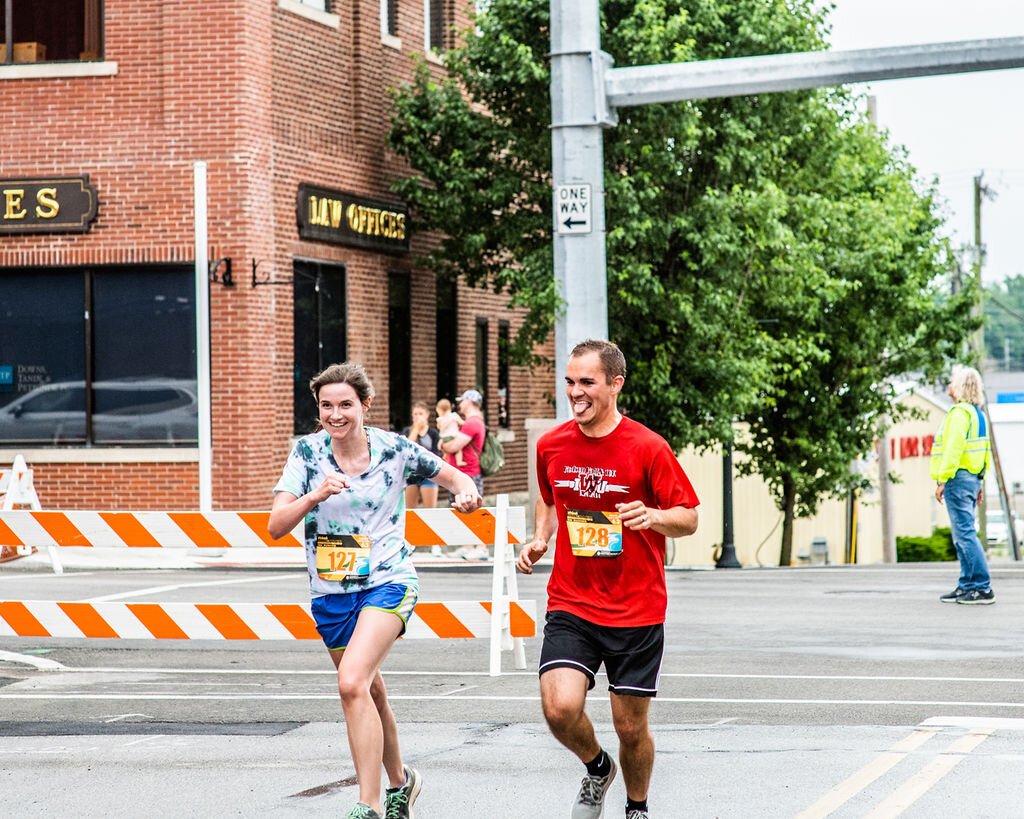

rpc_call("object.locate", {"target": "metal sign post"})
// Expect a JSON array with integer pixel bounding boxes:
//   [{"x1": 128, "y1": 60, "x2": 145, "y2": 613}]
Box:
[{"x1": 549, "y1": 0, "x2": 616, "y2": 419}]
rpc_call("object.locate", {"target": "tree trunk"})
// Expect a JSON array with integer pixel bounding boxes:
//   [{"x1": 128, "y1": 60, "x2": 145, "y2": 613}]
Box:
[{"x1": 779, "y1": 475, "x2": 796, "y2": 566}]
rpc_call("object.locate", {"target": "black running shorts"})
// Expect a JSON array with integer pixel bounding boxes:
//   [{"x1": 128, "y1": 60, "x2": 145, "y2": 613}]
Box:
[{"x1": 538, "y1": 610, "x2": 664, "y2": 697}]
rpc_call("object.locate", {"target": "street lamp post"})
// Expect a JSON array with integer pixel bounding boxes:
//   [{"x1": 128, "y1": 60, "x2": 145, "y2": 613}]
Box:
[{"x1": 716, "y1": 441, "x2": 743, "y2": 568}]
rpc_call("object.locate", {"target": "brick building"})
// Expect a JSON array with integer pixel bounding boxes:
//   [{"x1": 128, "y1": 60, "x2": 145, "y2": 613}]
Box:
[{"x1": 0, "y1": 0, "x2": 552, "y2": 510}]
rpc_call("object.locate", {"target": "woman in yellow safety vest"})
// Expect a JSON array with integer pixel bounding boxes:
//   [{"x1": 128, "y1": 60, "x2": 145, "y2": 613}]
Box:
[{"x1": 929, "y1": 365, "x2": 994, "y2": 605}]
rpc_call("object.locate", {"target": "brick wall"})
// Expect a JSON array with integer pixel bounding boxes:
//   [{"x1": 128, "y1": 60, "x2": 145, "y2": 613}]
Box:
[
  {"x1": 0, "y1": 0, "x2": 554, "y2": 511},
  {"x1": 23, "y1": 463, "x2": 199, "y2": 510}
]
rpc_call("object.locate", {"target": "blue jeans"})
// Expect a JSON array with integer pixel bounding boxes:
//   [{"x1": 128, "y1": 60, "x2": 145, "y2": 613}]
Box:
[{"x1": 945, "y1": 469, "x2": 991, "y2": 591}]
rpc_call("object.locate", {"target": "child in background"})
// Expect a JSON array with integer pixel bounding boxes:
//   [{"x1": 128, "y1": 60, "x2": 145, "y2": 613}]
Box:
[{"x1": 435, "y1": 398, "x2": 465, "y2": 467}]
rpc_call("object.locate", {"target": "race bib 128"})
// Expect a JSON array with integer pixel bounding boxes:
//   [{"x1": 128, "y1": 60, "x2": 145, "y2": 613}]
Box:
[{"x1": 567, "y1": 509, "x2": 622, "y2": 557}]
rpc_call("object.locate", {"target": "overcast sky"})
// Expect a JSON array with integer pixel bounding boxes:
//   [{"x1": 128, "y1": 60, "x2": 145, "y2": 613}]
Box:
[{"x1": 823, "y1": 0, "x2": 1024, "y2": 284}]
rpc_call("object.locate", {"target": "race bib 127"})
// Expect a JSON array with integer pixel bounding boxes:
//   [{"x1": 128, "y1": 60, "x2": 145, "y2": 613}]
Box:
[{"x1": 315, "y1": 533, "x2": 372, "y2": 581}]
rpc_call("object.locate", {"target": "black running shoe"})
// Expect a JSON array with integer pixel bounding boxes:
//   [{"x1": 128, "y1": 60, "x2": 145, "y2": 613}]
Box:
[
  {"x1": 956, "y1": 588, "x2": 995, "y2": 605},
  {"x1": 939, "y1": 586, "x2": 966, "y2": 603}
]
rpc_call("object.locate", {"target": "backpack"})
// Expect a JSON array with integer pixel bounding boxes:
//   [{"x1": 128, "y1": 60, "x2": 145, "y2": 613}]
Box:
[{"x1": 471, "y1": 429, "x2": 505, "y2": 477}]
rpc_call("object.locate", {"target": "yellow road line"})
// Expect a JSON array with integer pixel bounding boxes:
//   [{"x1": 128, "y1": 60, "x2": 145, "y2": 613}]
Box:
[
  {"x1": 863, "y1": 730, "x2": 991, "y2": 818},
  {"x1": 794, "y1": 728, "x2": 940, "y2": 819}
]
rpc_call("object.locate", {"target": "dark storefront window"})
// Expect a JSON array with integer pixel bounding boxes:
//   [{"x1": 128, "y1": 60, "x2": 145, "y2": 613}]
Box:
[
  {"x1": 435, "y1": 274, "x2": 457, "y2": 403},
  {"x1": 293, "y1": 260, "x2": 346, "y2": 435},
  {"x1": 1, "y1": 0, "x2": 103, "y2": 64},
  {"x1": 388, "y1": 271, "x2": 411, "y2": 432},
  {"x1": 475, "y1": 317, "x2": 489, "y2": 418},
  {"x1": 0, "y1": 265, "x2": 196, "y2": 445},
  {"x1": 497, "y1": 320, "x2": 510, "y2": 429}
]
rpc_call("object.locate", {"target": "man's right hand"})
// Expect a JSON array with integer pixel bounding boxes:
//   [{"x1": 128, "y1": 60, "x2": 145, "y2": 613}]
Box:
[{"x1": 516, "y1": 538, "x2": 548, "y2": 574}]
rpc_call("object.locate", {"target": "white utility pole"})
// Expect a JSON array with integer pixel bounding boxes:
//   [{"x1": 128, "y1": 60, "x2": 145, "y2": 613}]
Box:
[{"x1": 194, "y1": 161, "x2": 213, "y2": 513}]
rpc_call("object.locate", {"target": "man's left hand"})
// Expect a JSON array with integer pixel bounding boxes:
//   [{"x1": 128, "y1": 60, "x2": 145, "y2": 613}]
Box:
[{"x1": 617, "y1": 500, "x2": 655, "y2": 530}]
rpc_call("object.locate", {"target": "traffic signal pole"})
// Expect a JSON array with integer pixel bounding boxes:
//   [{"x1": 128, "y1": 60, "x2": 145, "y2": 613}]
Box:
[{"x1": 548, "y1": 1, "x2": 1024, "y2": 563}]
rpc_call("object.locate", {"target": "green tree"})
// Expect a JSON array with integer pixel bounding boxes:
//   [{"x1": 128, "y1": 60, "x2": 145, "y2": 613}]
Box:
[
  {"x1": 734, "y1": 126, "x2": 976, "y2": 562},
  {"x1": 985, "y1": 274, "x2": 1024, "y2": 371},
  {"x1": 389, "y1": 0, "x2": 975, "y2": 562}
]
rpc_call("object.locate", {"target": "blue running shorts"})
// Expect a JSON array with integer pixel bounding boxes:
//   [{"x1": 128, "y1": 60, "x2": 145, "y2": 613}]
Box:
[{"x1": 310, "y1": 583, "x2": 418, "y2": 651}]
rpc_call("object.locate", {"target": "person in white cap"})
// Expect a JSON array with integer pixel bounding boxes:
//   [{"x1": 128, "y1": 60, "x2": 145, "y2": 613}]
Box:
[{"x1": 441, "y1": 388, "x2": 486, "y2": 497}]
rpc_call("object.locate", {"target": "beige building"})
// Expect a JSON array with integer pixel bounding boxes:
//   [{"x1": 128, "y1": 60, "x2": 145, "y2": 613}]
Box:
[{"x1": 670, "y1": 389, "x2": 954, "y2": 568}]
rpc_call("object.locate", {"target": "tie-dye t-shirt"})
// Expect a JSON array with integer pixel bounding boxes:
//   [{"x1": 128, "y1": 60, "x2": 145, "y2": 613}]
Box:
[{"x1": 273, "y1": 427, "x2": 444, "y2": 597}]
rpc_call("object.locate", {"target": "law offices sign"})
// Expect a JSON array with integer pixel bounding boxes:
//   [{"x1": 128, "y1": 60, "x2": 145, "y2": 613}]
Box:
[
  {"x1": 296, "y1": 183, "x2": 409, "y2": 254},
  {"x1": 0, "y1": 176, "x2": 98, "y2": 234}
]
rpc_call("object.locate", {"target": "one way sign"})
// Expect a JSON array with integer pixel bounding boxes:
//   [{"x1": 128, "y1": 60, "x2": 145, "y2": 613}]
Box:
[{"x1": 555, "y1": 184, "x2": 592, "y2": 235}]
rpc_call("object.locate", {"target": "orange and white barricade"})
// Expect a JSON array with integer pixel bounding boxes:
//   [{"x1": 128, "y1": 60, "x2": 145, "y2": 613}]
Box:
[
  {"x1": 0, "y1": 454, "x2": 54, "y2": 570},
  {"x1": 0, "y1": 506, "x2": 523, "y2": 552},
  {"x1": 0, "y1": 496, "x2": 533, "y2": 674},
  {"x1": 0, "y1": 599, "x2": 536, "y2": 642}
]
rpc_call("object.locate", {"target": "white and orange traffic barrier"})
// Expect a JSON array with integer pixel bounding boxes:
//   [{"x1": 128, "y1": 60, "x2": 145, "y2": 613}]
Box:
[
  {"x1": 0, "y1": 496, "x2": 533, "y2": 674},
  {"x1": 0, "y1": 507, "x2": 524, "y2": 551},
  {"x1": 0, "y1": 599, "x2": 536, "y2": 641}
]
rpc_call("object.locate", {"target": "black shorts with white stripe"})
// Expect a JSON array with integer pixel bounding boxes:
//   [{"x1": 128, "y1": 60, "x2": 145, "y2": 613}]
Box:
[{"x1": 538, "y1": 610, "x2": 664, "y2": 697}]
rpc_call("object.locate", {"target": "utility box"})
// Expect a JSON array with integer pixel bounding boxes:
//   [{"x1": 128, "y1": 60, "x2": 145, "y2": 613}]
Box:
[{"x1": 799, "y1": 536, "x2": 830, "y2": 565}]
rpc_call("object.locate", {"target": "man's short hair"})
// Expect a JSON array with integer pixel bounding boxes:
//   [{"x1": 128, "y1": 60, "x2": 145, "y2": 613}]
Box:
[{"x1": 569, "y1": 339, "x2": 626, "y2": 383}]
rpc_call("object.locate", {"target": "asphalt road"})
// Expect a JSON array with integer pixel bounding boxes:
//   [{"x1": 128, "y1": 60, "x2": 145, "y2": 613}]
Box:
[{"x1": 2, "y1": 560, "x2": 1023, "y2": 818}]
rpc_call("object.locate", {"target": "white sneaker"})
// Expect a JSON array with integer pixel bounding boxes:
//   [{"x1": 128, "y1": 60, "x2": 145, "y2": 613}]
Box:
[
  {"x1": 571, "y1": 757, "x2": 617, "y2": 819},
  {"x1": 430, "y1": 545, "x2": 443, "y2": 557}
]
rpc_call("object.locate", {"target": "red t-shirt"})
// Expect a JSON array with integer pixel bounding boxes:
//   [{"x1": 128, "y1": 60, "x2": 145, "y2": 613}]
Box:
[
  {"x1": 447, "y1": 414, "x2": 484, "y2": 477},
  {"x1": 537, "y1": 416, "x2": 699, "y2": 627}
]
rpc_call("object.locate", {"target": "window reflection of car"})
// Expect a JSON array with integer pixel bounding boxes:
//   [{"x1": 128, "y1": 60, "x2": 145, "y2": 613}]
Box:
[{"x1": 0, "y1": 379, "x2": 198, "y2": 444}]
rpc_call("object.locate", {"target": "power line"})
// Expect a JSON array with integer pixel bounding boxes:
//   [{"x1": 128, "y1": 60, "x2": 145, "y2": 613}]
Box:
[{"x1": 988, "y1": 295, "x2": 1024, "y2": 325}]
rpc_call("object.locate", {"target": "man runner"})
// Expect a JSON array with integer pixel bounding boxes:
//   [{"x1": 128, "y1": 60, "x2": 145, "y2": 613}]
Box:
[{"x1": 517, "y1": 339, "x2": 699, "y2": 819}]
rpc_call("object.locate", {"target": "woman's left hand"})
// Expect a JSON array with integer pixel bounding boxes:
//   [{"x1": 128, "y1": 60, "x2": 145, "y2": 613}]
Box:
[{"x1": 450, "y1": 491, "x2": 483, "y2": 513}]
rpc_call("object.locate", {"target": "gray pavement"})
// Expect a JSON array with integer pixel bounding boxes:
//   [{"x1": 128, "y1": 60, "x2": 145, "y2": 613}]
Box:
[{"x1": 1, "y1": 560, "x2": 1023, "y2": 817}]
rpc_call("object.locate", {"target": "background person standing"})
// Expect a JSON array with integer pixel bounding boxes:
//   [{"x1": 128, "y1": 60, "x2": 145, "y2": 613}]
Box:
[
  {"x1": 516, "y1": 339, "x2": 699, "y2": 819},
  {"x1": 930, "y1": 365, "x2": 995, "y2": 606},
  {"x1": 440, "y1": 388, "x2": 486, "y2": 496},
  {"x1": 403, "y1": 401, "x2": 442, "y2": 510}
]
